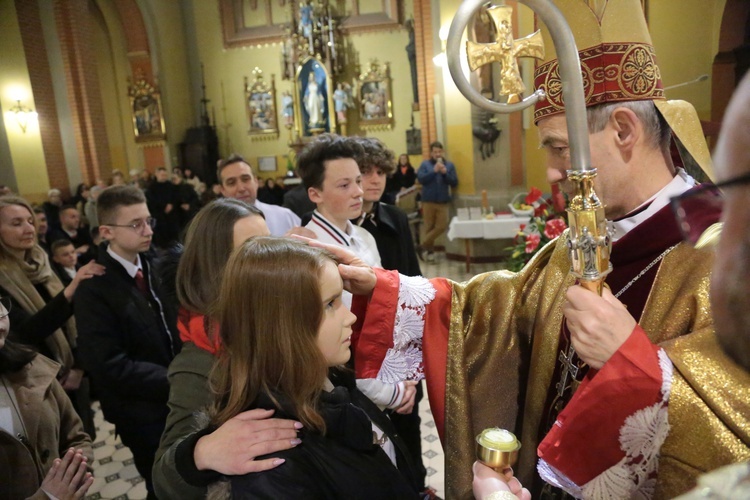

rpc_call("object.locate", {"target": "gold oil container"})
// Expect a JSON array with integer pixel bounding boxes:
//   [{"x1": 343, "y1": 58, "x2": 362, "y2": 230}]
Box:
[{"x1": 476, "y1": 428, "x2": 521, "y2": 471}]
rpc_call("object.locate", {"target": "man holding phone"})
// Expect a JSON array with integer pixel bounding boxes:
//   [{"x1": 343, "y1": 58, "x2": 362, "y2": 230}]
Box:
[{"x1": 417, "y1": 141, "x2": 458, "y2": 263}]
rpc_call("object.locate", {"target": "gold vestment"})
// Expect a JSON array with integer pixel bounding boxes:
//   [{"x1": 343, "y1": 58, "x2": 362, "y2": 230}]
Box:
[{"x1": 442, "y1": 232, "x2": 750, "y2": 499}]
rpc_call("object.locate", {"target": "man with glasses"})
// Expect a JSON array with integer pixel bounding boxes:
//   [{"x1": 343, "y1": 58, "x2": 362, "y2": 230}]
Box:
[{"x1": 74, "y1": 185, "x2": 180, "y2": 499}]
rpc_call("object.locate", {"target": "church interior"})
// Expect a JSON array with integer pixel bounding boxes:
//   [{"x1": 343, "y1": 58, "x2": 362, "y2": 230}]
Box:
[{"x1": 2, "y1": 0, "x2": 749, "y2": 499}]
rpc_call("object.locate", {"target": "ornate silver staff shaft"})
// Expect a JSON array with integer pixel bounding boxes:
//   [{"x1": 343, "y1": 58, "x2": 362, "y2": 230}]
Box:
[{"x1": 446, "y1": 0, "x2": 611, "y2": 292}]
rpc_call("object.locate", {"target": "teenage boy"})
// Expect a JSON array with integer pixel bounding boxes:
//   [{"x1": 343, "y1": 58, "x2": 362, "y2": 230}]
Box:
[
  {"x1": 217, "y1": 155, "x2": 301, "y2": 236},
  {"x1": 74, "y1": 185, "x2": 180, "y2": 499},
  {"x1": 296, "y1": 134, "x2": 381, "y2": 268},
  {"x1": 50, "y1": 239, "x2": 79, "y2": 286},
  {"x1": 297, "y1": 135, "x2": 417, "y2": 423},
  {"x1": 353, "y1": 137, "x2": 421, "y2": 276},
  {"x1": 351, "y1": 136, "x2": 430, "y2": 495}
]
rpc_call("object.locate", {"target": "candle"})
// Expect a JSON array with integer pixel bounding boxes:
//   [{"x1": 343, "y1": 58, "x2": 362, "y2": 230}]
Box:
[{"x1": 481, "y1": 189, "x2": 489, "y2": 210}]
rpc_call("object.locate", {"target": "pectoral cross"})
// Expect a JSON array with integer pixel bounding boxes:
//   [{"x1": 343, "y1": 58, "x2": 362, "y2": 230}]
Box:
[
  {"x1": 466, "y1": 5, "x2": 545, "y2": 103},
  {"x1": 557, "y1": 344, "x2": 579, "y2": 399}
]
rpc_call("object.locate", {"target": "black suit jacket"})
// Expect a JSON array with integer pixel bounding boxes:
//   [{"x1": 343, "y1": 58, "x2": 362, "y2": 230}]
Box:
[
  {"x1": 74, "y1": 244, "x2": 180, "y2": 426},
  {"x1": 353, "y1": 202, "x2": 421, "y2": 277}
]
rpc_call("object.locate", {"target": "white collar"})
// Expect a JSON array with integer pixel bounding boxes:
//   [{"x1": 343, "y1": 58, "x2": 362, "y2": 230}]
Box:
[
  {"x1": 106, "y1": 246, "x2": 143, "y2": 278},
  {"x1": 310, "y1": 211, "x2": 354, "y2": 246},
  {"x1": 609, "y1": 168, "x2": 695, "y2": 242}
]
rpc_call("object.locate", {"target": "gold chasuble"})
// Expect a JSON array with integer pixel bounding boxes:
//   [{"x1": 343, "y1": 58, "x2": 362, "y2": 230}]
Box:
[
  {"x1": 440, "y1": 229, "x2": 749, "y2": 499},
  {"x1": 352, "y1": 207, "x2": 749, "y2": 499}
]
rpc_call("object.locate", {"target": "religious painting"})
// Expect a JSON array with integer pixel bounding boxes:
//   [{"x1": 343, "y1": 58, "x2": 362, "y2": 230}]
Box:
[
  {"x1": 357, "y1": 59, "x2": 393, "y2": 130},
  {"x1": 295, "y1": 57, "x2": 333, "y2": 136},
  {"x1": 128, "y1": 78, "x2": 166, "y2": 143},
  {"x1": 245, "y1": 68, "x2": 279, "y2": 138}
]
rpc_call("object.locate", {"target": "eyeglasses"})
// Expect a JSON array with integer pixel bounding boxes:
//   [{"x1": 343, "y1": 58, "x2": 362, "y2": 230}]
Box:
[
  {"x1": 106, "y1": 217, "x2": 157, "y2": 233},
  {"x1": 670, "y1": 171, "x2": 750, "y2": 245},
  {"x1": 0, "y1": 296, "x2": 11, "y2": 320}
]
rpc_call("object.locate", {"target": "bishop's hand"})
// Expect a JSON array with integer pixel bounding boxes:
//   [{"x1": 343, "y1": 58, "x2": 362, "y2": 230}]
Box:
[{"x1": 563, "y1": 285, "x2": 636, "y2": 369}]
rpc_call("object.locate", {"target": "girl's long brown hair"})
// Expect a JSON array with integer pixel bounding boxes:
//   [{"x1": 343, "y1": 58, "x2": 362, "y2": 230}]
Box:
[
  {"x1": 210, "y1": 237, "x2": 335, "y2": 433},
  {"x1": 176, "y1": 198, "x2": 264, "y2": 315}
]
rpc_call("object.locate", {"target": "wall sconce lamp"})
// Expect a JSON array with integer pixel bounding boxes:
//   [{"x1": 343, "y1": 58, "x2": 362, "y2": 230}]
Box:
[{"x1": 8, "y1": 99, "x2": 37, "y2": 133}]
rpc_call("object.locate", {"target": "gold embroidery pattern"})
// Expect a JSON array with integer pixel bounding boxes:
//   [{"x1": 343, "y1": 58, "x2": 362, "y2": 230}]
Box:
[{"x1": 534, "y1": 43, "x2": 664, "y2": 122}]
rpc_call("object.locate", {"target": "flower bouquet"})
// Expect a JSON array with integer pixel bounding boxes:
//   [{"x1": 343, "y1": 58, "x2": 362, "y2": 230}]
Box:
[{"x1": 505, "y1": 186, "x2": 568, "y2": 272}]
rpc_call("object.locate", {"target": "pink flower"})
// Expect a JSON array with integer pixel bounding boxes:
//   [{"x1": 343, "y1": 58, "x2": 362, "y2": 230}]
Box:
[
  {"x1": 544, "y1": 218, "x2": 567, "y2": 239},
  {"x1": 525, "y1": 187, "x2": 543, "y2": 205},
  {"x1": 525, "y1": 233, "x2": 541, "y2": 253}
]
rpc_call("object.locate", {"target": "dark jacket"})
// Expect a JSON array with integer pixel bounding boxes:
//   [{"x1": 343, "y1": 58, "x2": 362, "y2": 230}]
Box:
[
  {"x1": 74, "y1": 244, "x2": 180, "y2": 427},
  {"x1": 392, "y1": 165, "x2": 417, "y2": 191},
  {"x1": 417, "y1": 158, "x2": 458, "y2": 203},
  {"x1": 153, "y1": 340, "x2": 216, "y2": 500},
  {"x1": 175, "y1": 371, "x2": 420, "y2": 499},
  {"x1": 354, "y1": 202, "x2": 421, "y2": 277},
  {"x1": 282, "y1": 183, "x2": 316, "y2": 219}
]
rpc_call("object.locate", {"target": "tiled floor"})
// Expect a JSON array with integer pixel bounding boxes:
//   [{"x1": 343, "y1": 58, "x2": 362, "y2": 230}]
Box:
[{"x1": 86, "y1": 252, "x2": 505, "y2": 499}]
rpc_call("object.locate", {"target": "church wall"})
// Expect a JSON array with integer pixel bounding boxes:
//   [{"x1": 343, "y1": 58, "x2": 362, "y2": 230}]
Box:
[
  {"x1": 187, "y1": 0, "x2": 423, "y2": 179},
  {"x1": 0, "y1": 0, "x2": 49, "y2": 201},
  {"x1": 139, "y1": 0, "x2": 196, "y2": 167},
  {"x1": 92, "y1": 0, "x2": 140, "y2": 179},
  {"x1": 648, "y1": 0, "x2": 726, "y2": 121}
]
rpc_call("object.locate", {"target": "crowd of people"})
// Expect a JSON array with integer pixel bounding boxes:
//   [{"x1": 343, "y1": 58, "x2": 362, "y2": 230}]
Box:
[{"x1": 1, "y1": 2, "x2": 749, "y2": 497}]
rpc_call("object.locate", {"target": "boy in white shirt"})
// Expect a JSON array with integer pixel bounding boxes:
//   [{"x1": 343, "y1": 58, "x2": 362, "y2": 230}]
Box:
[{"x1": 297, "y1": 134, "x2": 416, "y2": 416}]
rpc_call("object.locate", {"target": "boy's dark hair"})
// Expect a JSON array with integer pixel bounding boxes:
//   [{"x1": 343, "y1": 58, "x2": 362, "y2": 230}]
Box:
[
  {"x1": 217, "y1": 154, "x2": 251, "y2": 184},
  {"x1": 59, "y1": 204, "x2": 78, "y2": 215},
  {"x1": 97, "y1": 185, "x2": 147, "y2": 225},
  {"x1": 51, "y1": 239, "x2": 75, "y2": 254},
  {"x1": 353, "y1": 137, "x2": 396, "y2": 175},
  {"x1": 296, "y1": 134, "x2": 364, "y2": 190},
  {"x1": 32, "y1": 206, "x2": 45, "y2": 215},
  {"x1": 429, "y1": 141, "x2": 444, "y2": 150}
]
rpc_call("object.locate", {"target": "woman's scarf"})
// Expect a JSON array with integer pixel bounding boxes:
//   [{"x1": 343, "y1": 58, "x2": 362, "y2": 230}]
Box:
[{"x1": 0, "y1": 245, "x2": 75, "y2": 372}]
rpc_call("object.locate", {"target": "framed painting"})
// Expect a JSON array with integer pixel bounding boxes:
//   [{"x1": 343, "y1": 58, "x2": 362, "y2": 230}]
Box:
[
  {"x1": 258, "y1": 156, "x2": 277, "y2": 172},
  {"x1": 128, "y1": 78, "x2": 166, "y2": 143},
  {"x1": 245, "y1": 69, "x2": 279, "y2": 138},
  {"x1": 295, "y1": 57, "x2": 334, "y2": 136},
  {"x1": 357, "y1": 60, "x2": 393, "y2": 130}
]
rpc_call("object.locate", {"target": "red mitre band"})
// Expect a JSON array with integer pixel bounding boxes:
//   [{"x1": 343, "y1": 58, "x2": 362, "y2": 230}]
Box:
[{"x1": 533, "y1": 42, "x2": 664, "y2": 123}]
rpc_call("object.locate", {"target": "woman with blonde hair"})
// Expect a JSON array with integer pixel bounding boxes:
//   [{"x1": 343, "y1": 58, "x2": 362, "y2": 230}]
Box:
[
  {"x1": 0, "y1": 195, "x2": 103, "y2": 437},
  {"x1": 201, "y1": 237, "x2": 420, "y2": 498}
]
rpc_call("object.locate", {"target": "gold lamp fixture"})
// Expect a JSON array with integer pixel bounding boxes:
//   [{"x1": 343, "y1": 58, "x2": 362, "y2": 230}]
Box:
[{"x1": 8, "y1": 99, "x2": 36, "y2": 133}]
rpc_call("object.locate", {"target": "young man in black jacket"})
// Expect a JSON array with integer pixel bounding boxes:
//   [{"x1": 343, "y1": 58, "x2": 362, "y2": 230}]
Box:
[
  {"x1": 352, "y1": 137, "x2": 432, "y2": 496},
  {"x1": 74, "y1": 185, "x2": 180, "y2": 499}
]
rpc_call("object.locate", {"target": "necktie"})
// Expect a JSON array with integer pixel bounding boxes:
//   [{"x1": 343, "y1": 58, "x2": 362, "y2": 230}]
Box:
[{"x1": 134, "y1": 269, "x2": 149, "y2": 297}]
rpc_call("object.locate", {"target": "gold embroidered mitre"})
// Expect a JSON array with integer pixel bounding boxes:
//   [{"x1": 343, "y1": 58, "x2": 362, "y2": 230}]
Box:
[
  {"x1": 533, "y1": 0, "x2": 714, "y2": 179},
  {"x1": 533, "y1": 0, "x2": 662, "y2": 121}
]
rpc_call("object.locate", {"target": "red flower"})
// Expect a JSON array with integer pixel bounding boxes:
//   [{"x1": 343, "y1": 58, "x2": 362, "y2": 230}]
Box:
[
  {"x1": 544, "y1": 218, "x2": 567, "y2": 239},
  {"x1": 525, "y1": 233, "x2": 541, "y2": 253},
  {"x1": 551, "y1": 183, "x2": 567, "y2": 213},
  {"x1": 525, "y1": 187, "x2": 543, "y2": 205}
]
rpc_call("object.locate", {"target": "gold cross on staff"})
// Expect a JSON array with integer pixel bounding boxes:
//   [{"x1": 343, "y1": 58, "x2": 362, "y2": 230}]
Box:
[{"x1": 467, "y1": 5, "x2": 545, "y2": 103}]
